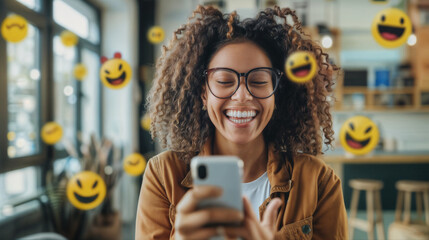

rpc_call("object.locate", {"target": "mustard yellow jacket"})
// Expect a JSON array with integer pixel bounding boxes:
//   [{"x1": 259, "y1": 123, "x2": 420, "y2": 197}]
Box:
[{"x1": 136, "y1": 140, "x2": 348, "y2": 240}]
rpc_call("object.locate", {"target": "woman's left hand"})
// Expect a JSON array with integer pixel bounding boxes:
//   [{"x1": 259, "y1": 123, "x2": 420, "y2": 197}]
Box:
[{"x1": 222, "y1": 196, "x2": 282, "y2": 240}]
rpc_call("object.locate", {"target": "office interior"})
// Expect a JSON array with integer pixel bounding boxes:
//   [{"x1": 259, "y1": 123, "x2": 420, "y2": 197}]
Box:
[{"x1": 0, "y1": 0, "x2": 428, "y2": 239}]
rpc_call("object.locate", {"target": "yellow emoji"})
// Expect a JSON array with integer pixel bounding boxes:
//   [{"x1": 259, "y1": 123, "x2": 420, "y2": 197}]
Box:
[
  {"x1": 123, "y1": 153, "x2": 146, "y2": 176},
  {"x1": 41, "y1": 122, "x2": 63, "y2": 145},
  {"x1": 147, "y1": 26, "x2": 165, "y2": 44},
  {"x1": 1, "y1": 14, "x2": 28, "y2": 43},
  {"x1": 100, "y1": 52, "x2": 132, "y2": 89},
  {"x1": 340, "y1": 116, "x2": 380, "y2": 155},
  {"x1": 73, "y1": 63, "x2": 87, "y2": 81},
  {"x1": 285, "y1": 51, "x2": 318, "y2": 84},
  {"x1": 141, "y1": 114, "x2": 151, "y2": 131},
  {"x1": 371, "y1": 8, "x2": 412, "y2": 48},
  {"x1": 60, "y1": 30, "x2": 78, "y2": 47},
  {"x1": 66, "y1": 171, "x2": 106, "y2": 210}
]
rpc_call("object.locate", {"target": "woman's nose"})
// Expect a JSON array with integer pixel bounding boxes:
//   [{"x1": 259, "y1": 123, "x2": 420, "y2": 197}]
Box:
[{"x1": 231, "y1": 78, "x2": 253, "y2": 102}]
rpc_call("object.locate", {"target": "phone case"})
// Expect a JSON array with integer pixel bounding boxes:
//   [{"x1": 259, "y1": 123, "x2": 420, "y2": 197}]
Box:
[{"x1": 191, "y1": 156, "x2": 243, "y2": 212}]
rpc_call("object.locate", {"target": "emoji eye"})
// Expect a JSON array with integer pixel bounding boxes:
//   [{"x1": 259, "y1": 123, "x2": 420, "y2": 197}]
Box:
[
  {"x1": 105, "y1": 70, "x2": 110, "y2": 74},
  {"x1": 381, "y1": 15, "x2": 385, "y2": 22},
  {"x1": 92, "y1": 180, "x2": 98, "y2": 189},
  {"x1": 400, "y1": 18, "x2": 404, "y2": 24},
  {"x1": 290, "y1": 61, "x2": 294, "y2": 66},
  {"x1": 349, "y1": 123, "x2": 355, "y2": 131},
  {"x1": 305, "y1": 56, "x2": 309, "y2": 61},
  {"x1": 365, "y1": 126, "x2": 372, "y2": 134},
  {"x1": 119, "y1": 64, "x2": 122, "y2": 71},
  {"x1": 77, "y1": 179, "x2": 82, "y2": 188}
]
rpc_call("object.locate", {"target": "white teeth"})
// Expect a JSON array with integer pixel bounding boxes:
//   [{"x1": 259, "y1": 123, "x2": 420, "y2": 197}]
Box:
[
  {"x1": 230, "y1": 118, "x2": 252, "y2": 124},
  {"x1": 225, "y1": 110, "x2": 257, "y2": 118}
]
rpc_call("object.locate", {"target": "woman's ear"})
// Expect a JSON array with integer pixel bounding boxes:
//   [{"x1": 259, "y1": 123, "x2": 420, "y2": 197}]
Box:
[{"x1": 201, "y1": 85, "x2": 207, "y2": 107}]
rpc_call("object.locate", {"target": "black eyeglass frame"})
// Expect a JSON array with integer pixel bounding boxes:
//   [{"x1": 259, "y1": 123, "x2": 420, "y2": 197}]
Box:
[{"x1": 203, "y1": 67, "x2": 283, "y2": 99}]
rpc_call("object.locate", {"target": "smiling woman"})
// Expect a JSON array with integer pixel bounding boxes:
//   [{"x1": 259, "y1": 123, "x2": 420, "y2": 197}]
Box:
[{"x1": 136, "y1": 5, "x2": 347, "y2": 240}]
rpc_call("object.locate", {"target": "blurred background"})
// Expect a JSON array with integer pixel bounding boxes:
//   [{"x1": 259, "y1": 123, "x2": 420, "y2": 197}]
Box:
[{"x1": 0, "y1": 0, "x2": 428, "y2": 239}]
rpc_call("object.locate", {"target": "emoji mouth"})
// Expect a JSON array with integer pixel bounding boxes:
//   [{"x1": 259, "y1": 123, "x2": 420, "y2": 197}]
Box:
[
  {"x1": 346, "y1": 132, "x2": 370, "y2": 149},
  {"x1": 378, "y1": 25, "x2": 404, "y2": 41},
  {"x1": 74, "y1": 192, "x2": 99, "y2": 203},
  {"x1": 46, "y1": 127, "x2": 59, "y2": 135},
  {"x1": 291, "y1": 64, "x2": 311, "y2": 77},
  {"x1": 6, "y1": 23, "x2": 25, "y2": 29},
  {"x1": 127, "y1": 160, "x2": 139, "y2": 166},
  {"x1": 106, "y1": 71, "x2": 126, "y2": 85}
]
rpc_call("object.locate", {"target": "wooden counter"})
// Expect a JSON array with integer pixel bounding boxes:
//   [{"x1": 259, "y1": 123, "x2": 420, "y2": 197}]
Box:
[
  {"x1": 321, "y1": 151, "x2": 429, "y2": 181},
  {"x1": 322, "y1": 153, "x2": 429, "y2": 164}
]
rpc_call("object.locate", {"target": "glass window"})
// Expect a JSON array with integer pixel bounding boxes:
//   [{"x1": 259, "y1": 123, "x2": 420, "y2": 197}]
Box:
[
  {"x1": 16, "y1": 0, "x2": 42, "y2": 12},
  {"x1": 53, "y1": 0, "x2": 99, "y2": 44},
  {"x1": 53, "y1": 35, "x2": 77, "y2": 150},
  {"x1": 0, "y1": 166, "x2": 40, "y2": 205},
  {"x1": 7, "y1": 22, "x2": 41, "y2": 159},
  {"x1": 81, "y1": 48, "x2": 100, "y2": 141}
]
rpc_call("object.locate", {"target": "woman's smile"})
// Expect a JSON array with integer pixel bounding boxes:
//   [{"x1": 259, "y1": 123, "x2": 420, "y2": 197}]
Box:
[{"x1": 224, "y1": 109, "x2": 258, "y2": 126}]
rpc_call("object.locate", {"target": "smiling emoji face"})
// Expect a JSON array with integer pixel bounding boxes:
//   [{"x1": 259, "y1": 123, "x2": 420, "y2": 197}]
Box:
[
  {"x1": 41, "y1": 122, "x2": 63, "y2": 145},
  {"x1": 123, "y1": 153, "x2": 146, "y2": 176},
  {"x1": 285, "y1": 51, "x2": 318, "y2": 83},
  {"x1": 73, "y1": 63, "x2": 87, "y2": 81},
  {"x1": 147, "y1": 26, "x2": 165, "y2": 44},
  {"x1": 340, "y1": 116, "x2": 379, "y2": 155},
  {"x1": 371, "y1": 8, "x2": 412, "y2": 48},
  {"x1": 60, "y1": 30, "x2": 78, "y2": 47},
  {"x1": 100, "y1": 52, "x2": 132, "y2": 89},
  {"x1": 1, "y1": 15, "x2": 28, "y2": 43},
  {"x1": 67, "y1": 171, "x2": 106, "y2": 210}
]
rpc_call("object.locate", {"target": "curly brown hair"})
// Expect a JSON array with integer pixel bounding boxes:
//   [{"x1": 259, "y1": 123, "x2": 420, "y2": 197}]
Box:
[{"x1": 147, "y1": 5, "x2": 337, "y2": 162}]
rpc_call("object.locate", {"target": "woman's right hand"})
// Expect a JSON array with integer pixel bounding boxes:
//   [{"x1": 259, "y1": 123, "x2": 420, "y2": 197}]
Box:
[{"x1": 174, "y1": 185, "x2": 244, "y2": 240}]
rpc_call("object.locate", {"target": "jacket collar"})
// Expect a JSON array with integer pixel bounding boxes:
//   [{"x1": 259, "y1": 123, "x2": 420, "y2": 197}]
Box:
[{"x1": 180, "y1": 137, "x2": 293, "y2": 194}]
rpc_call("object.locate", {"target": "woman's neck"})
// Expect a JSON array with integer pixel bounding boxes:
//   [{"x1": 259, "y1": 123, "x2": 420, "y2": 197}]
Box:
[{"x1": 212, "y1": 131, "x2": 268, "y2": 183}]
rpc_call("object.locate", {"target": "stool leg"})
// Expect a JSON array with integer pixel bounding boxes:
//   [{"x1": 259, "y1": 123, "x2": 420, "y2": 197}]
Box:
[
  {"x1": 374, "y1": 190, "x2": 385, "y2": 240},
  {"x1": 404, "y1": 191, "x2": 412, "y2": 224},
  {"x1": 416, "y1": 191, "x2": 423, "y2": 223},
  {"x1": 423, "y1": 191, "x2": 429, "y2": 226},
  {"x1": 366, "y1": 190, "x2": 375, "y2": 240},
  {"x1": 395, "y1": 190, "x2": 403, "y2": 222},
  {"x1": 349, "y1": 189, "x2": 360, "y2": 240}
]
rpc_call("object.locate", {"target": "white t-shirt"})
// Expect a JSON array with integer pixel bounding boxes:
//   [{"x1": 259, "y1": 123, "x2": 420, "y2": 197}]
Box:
[{"x1": 241, "y1": 172, "x2": 271, "y2": 220}]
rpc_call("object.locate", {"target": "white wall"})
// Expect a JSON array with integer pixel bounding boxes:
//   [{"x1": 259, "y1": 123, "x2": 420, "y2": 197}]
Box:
[{"x1": 96, "y1": 0, "x2": 140, "y2": 223}]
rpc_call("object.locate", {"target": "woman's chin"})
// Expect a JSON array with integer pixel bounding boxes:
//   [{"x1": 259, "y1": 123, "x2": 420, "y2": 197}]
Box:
[{"x1": 223, "y1": 133, "x2": 259, "y2": 145}]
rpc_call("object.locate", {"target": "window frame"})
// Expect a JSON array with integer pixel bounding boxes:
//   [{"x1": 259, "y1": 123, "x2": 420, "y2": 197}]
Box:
[{"x1": 0, "y1": 0, "x2": 102, "y2": 175}]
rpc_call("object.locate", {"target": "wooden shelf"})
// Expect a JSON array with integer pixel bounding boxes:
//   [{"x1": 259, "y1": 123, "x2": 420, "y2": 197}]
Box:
[{"x1": 342, "y1": 87, "x2": 415, "y2": 94}]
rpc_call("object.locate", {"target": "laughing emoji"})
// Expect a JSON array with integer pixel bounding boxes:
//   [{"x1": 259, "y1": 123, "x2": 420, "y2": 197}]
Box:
[
  {"x1": 285, "y1": 51, "x2": 318, "y2": 84},
  {"x1": 100, "y1": 52, "x2": 132, "y2": 89},
  {"x1": 1, "y1": 14, "x2": 28, "y2": 43},
  {"x1": 147, "y1": 26, "x2": 165, "y2": 44},
  {"x1": 41, "y1": 122, "x2": 63, "y2": 145},
  {"x1": 340, "y1": 116, "x2": 379, "y2": 155},
  {"x1": 371, "y1": 8, "x2": 412, "y2": 48},
  {"x1": 123, "y1": 153, "x2": 146, "y2": 176},
  {"x1": 67, "y1": 171, "x2": 106, "y2": 210}
]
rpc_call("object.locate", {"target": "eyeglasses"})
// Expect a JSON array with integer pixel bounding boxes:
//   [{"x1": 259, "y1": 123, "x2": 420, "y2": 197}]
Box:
[{"x1": 204, "y1": 67, "x2": 283, "y2": 99}]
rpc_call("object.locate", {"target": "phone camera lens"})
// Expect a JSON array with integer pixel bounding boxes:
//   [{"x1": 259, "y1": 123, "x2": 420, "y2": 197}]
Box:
[{"x1": 197, "y1": 165, "x2": 207, "y2": 179}]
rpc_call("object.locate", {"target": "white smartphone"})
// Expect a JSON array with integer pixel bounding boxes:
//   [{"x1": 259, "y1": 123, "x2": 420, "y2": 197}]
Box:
[{"x1": 191, "y1": 156, "x2": 243, "y2": 214}]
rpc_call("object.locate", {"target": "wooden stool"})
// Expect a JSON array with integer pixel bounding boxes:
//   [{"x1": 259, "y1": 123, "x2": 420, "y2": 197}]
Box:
[
  {"x1": 349, "y1": 179, "x2": 385, "y2": 240},
  {"x1": 394, "y1": 180, "x2": 429, "y2": 225}
]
